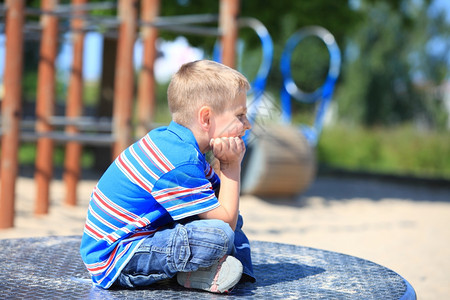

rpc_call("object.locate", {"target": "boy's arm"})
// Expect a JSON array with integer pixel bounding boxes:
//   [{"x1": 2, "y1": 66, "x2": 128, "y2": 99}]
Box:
[{"x1": 198, "y1": 137, "x2": 245, "y2": 230}]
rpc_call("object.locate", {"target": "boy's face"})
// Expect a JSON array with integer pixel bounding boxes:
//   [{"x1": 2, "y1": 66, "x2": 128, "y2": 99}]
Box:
[{"x1": 211, "y1": 92, "x2": 251, "y2": 139}]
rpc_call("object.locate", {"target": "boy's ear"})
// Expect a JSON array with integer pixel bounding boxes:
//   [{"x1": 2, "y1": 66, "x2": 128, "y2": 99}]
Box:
[{"x1": 198, "y1": 106, "x2": 211, "y2": 131}]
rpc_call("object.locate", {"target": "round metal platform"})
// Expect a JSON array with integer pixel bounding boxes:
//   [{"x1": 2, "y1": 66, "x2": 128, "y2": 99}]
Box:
[{"x1": 0, "y1": 236, "x2": 415, "y2": 299}]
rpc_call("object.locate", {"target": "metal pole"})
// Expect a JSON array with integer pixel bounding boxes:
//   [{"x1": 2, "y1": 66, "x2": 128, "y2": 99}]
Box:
[
  {"x1": 64, "y1": 0, "x2": 87, "y2": 207},
  {"x1": 219, "y1": 0, "x2": 239, "y2": 68},
  {"x1": 34, "y1": 0, "x2": 59, "y2": 215},
  {"x1": 136, "y1": 0, "x2": 160, "y2": 138},
  {"x1": 112, "y1": 0, "x2": 138, "y2": 159},
  {"x1": 0, "y1": 0, "x2": 25, "y2": 229}
]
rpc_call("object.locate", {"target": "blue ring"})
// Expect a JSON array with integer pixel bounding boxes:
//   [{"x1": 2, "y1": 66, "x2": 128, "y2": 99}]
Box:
[{"x1": 280, "y1": 26, "x2": 341, "y2": 104}]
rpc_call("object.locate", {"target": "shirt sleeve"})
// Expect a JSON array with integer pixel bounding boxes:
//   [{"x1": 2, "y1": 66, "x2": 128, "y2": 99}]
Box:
[
  {"x1": 204, "y1": 160, "x2": 220, "y2": 192},
  {"x1": 152, "y1": 163, "x2": 220, "y2": 221}
]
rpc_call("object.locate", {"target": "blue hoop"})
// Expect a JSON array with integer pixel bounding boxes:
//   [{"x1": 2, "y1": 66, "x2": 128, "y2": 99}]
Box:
[
  {"x1": 237, "y1": 18, "x2": 273, "y2": 125},
  {"x1": 280, "y1": 26, "x2": 341, "y2": 146}
]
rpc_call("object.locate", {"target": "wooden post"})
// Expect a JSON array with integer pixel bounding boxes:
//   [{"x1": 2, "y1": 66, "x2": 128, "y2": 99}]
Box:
[
  {"x1": 112, "y1": 0, "x2": 138, "y2": 159},
  {"x1": 63, "y1": 0, "x2": 87, "y2": 206},
  {"x1": 0, "y1": 0, "x2": 25, "y2": 229},
  {"x1": 34, "y1": 0, "x2": 59, "y2": 215},
  {"x1": 219, "y1": 0, "x2": 239, "y2": 68},
  {"x1": 136, "y1": 0, "x2": 160, "y2": 138},
  {"x1": 93, "y1": 37, "x2": 117, "y2": 172}
]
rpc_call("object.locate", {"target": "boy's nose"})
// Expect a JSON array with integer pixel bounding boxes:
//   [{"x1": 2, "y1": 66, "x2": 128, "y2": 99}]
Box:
[{"x1": 244, "y1": 116, "x2": 252, "y2": 131}]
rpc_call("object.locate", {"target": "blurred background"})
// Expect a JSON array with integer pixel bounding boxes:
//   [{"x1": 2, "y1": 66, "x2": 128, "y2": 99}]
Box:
[
  {"x1": 1, "y1": 2, "x2": 449, "y2": 299},
  {"x1": 0, "y1": 0, "x2": 449, "y2": 179}
]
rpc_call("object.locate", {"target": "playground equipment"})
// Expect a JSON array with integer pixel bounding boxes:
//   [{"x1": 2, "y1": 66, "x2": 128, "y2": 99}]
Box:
[
  {"x1": 280, "y1": 26, "x2": 341, "y2": 146},
  {"x1": 241, "y1": 26, "x2": 341, "y2": 197},
  {"x1": 0, "y1": 0, "x2": 240, "y2": 229},
  {"x1": 0, "y1": 0, "x2": 340, "y2": 228}
]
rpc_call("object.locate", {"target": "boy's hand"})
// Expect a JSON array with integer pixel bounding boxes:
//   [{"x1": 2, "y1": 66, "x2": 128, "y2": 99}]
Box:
[
  {"x1": 201, "y1": 137, "x2": 244, "y2": 230},
  {"x1": 210, "y1": 137, "x2": 246, "y2": 169}
]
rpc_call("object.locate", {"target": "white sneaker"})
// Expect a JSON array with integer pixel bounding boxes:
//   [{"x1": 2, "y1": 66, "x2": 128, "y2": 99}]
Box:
[{"x1": 176, "y1": 255, "x2": 243, "y2": 293}]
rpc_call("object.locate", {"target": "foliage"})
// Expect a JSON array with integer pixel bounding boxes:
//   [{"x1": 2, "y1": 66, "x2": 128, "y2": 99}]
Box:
[
  {"x1": 317, "y1": 123, "x2": 450, "y2": 179},
  {"x1": 335, "y1": 0, "x2": 450, "y2": 128},
  {"x1": 159, "y1": 1, "x2": 362, "y2": 83},
  {"x1": 16, "y1": 142, "x2": 94, "y2": 168},
  {"x1": 162, "y1": 0, "x2": 450, "y2": 131}
]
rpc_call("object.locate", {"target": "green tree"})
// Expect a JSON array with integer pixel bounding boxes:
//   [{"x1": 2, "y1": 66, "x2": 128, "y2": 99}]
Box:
[
  {"x1": 336, "y1": 0, "x2": 450, "y2": 128},
  {"x1": 160, "y1": 0, "x2": 363, "y2": 90}
]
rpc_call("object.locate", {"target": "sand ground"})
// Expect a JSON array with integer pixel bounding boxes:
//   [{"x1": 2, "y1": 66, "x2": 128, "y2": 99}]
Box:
[{"x1": 1, "y1": 174, "x2": 449, "y2": 299}]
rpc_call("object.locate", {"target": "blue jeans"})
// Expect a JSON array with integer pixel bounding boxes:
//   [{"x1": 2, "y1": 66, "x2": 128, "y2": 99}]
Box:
[{"x1": 114, "y1": 219, "x2": 235, "y2": 288}]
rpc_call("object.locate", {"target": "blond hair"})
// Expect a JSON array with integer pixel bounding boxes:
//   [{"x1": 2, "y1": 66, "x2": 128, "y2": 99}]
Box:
[{"x1": 167, "y1": 60, "x2": 250, "y2": 127}]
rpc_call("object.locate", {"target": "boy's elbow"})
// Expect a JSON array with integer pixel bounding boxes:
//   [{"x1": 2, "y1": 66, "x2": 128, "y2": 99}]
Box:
[
  {"x1": 220, "y1": 215, "x2": 237, "y2": 231},
  {"x1": 198, "y1": 210, "x2": 237, "y2": 231},
  {"x1": 228, "y1": 221, "x2": 237, "y2": 231}
]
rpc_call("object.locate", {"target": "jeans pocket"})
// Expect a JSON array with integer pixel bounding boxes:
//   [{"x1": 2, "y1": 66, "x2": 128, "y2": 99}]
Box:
[
  {"x1": 168, "y1": 221, "x2": 232, "y2": 273},
  {"x1": 187, "y1": 227, "x2": 229, "y2": 267},
  {"x1": 169, "y1": 225, "x2": 191, "y2": 272}
]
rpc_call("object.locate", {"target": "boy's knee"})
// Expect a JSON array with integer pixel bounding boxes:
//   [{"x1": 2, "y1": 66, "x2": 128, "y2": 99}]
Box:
[
  {"x1": 185, "y1": 219, "x2": 235, "y2": 254},
  {"x1": 168, "y1": 220, "x2": 234, "y2": 272},
  {"x1": 208, "y1": 219, "x2": 234, "y2": 240}
]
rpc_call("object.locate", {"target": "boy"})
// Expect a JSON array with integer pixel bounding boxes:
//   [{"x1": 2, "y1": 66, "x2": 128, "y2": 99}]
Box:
[{"x1": 80, "y1": 60, "x2": 255, "y2": 293}]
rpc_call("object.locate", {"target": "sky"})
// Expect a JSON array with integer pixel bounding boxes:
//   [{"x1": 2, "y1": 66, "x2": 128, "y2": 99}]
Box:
[{"x1": 0, "y1": 0, "x2": 449, "y2": 86}]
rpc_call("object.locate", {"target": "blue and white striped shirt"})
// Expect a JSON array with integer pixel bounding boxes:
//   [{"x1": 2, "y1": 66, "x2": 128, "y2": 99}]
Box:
[{"x1": 80, "y1": 121, "x2": 220, "y2": 288}]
